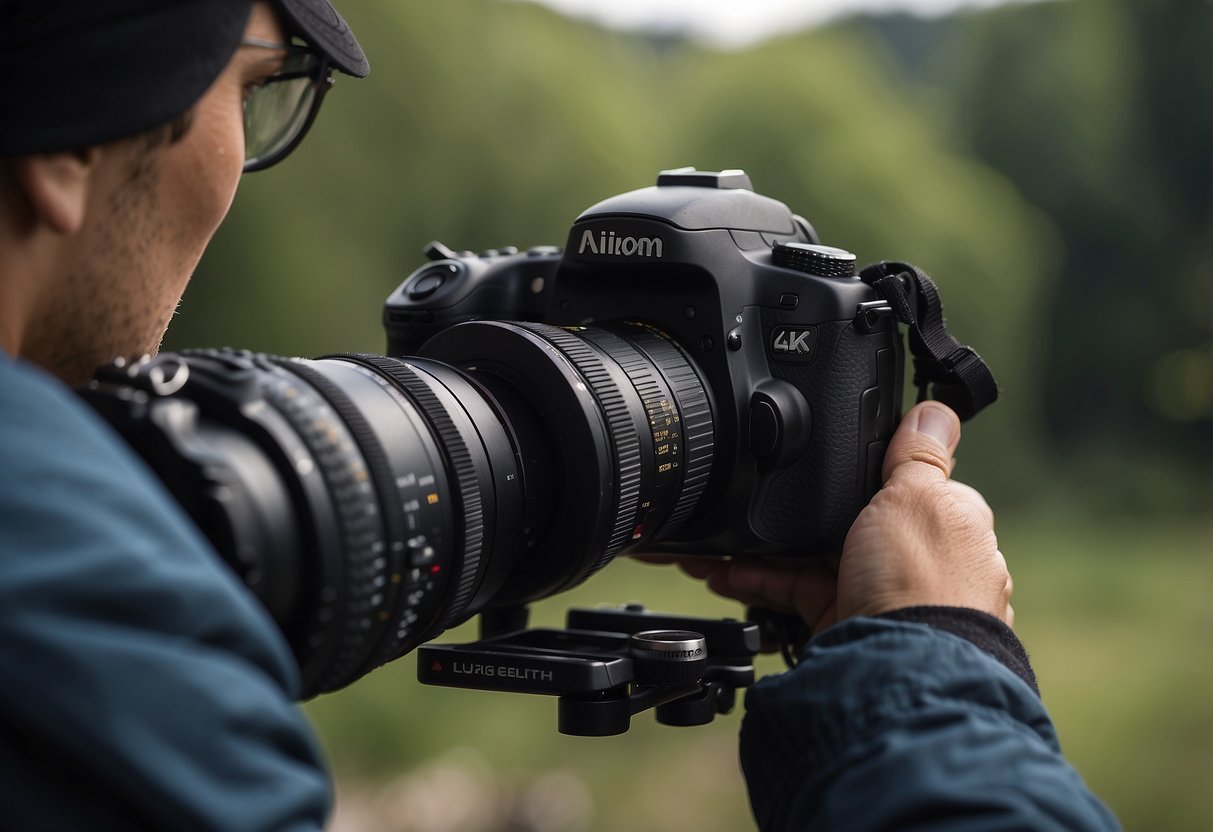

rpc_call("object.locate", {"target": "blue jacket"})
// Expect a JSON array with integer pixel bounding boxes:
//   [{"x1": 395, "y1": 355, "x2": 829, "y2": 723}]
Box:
[
  {"x1": 740, "y1": 613, "x2": 1122, "y2": 830},
  {"x1": 0, "y1": 355, "x2": 330, "y2": 830}
]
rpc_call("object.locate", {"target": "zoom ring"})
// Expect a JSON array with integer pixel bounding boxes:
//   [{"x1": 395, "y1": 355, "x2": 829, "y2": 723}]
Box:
[
  {"x1": 517, "y1": 323, "x2": 642, "y2": 577},
  {"x1": 345, "y1": 355, "x2": 487, "y2": 632},
  {"x1": 619, "y1": 328, "x2": 714, "y2": 534}
]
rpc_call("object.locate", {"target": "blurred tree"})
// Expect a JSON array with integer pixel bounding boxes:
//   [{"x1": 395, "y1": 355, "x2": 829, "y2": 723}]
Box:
[{"x1": 858, "y1": 0, "x2": 1212, "y2": 512}]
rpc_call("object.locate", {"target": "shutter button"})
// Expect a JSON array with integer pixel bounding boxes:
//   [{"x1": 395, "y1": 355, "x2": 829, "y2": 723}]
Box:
[{"x1": 408, "y1": 266, "x2": 454, "y2": 299}]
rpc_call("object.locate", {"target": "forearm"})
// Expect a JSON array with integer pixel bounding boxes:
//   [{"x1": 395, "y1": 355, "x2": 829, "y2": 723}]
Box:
[{"x1": 740, "y1": 617, "x2": 1120, "y2": 831}]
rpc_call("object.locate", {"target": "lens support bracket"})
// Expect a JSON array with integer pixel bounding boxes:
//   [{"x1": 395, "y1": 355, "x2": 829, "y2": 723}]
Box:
[{"x1": 416, "y1": 603, "x2": 761, "y2": 736}]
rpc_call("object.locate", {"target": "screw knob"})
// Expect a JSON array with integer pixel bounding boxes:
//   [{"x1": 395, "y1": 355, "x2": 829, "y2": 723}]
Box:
[
  {"x1": 628, "y1": 630, "x2": 708, "y2": 687},
  {"x1": 772, "y1": 242, "x2": 856, "y2": 278}
]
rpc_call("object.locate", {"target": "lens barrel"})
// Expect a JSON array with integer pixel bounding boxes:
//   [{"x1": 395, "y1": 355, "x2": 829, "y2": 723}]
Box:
[{"x1": 82, "y1": 323, "x2": 713, "y2": 696}]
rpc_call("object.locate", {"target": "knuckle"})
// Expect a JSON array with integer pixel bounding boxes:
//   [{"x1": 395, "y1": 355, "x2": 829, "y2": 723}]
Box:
[{"x1": 906, "y1": 448, "x2": 952, "y2": 474}]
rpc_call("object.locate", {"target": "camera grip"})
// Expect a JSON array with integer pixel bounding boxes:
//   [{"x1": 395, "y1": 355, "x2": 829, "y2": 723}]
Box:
[{"x1": 753, "y1": 320, "x2": 900, "y2": 553}]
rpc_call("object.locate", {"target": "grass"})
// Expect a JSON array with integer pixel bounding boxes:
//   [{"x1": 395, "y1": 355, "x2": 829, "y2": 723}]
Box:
[
  {"x1": 1001, "y1": 514, "x2": 1213, "y2": 832},
  {"x1": 307, "y1": 511, "x2": 1213, "y2": 831}
]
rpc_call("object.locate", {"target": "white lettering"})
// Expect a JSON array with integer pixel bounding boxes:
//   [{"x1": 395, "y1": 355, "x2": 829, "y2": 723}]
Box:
[
  {"x1": 578, "y1": 228, "x2": 664, "y2": 259},
  {"x1": 451, "y1": 662, "x2": 554, "y2": 682},
  {"x1": 580, "y1": 229, "x2": 598, "y2": 254},
  {"x1": 773, "y1": 329, "x2": 813, "y2": 355}
]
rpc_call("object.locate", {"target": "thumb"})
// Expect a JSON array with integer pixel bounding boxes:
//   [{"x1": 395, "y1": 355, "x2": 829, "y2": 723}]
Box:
[{"x1": 882, "y1": 401, "x2": 962, "y2": 485}]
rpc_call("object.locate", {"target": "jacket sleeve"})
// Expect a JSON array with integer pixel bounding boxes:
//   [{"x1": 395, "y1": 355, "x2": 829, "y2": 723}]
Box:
[
  {"x1": 739, "y1": 615, "x2": 1121, "y2": 831},
  {"x1": 0, "y1": 358, "x2": 330, "y2": 831}
]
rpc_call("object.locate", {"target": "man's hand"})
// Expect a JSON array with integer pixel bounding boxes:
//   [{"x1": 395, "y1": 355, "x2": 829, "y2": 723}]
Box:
[{"x1": 673, "y1": 401, "x2": 1013, "y2": 636}]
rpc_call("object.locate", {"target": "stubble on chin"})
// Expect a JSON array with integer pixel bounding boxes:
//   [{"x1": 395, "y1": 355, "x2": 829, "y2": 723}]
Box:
[{"x1": 30, "y1": 142, "x2": 188, "y2": 387}]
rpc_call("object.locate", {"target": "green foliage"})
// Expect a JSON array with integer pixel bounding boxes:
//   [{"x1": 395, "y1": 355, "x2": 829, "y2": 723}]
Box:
[
  {"x1": 1004, "y1": 516, "x2": 1213, "y2": 832},
  {"x1": 856, "y1": 0, "x2": 1213, "y2": 511}
]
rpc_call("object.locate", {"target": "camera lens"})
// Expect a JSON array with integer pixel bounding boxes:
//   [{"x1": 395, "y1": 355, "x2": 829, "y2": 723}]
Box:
[
  {"x1": 417, "y1": 321, "x2": 714, "y2": 606},
  {"x1": 81, "y1": 324, "x2": 713, "y2": 696}
]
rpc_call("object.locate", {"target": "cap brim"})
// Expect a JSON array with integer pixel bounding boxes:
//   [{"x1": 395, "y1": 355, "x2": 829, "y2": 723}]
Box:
[{"x1": 278, "y1": 0, "x2": 369, "y2": 77}]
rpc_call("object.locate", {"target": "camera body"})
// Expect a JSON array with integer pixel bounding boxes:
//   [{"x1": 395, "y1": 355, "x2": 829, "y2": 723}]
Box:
[{"x1": 385, "y1": 169, "x2": 903, "y2": 556}]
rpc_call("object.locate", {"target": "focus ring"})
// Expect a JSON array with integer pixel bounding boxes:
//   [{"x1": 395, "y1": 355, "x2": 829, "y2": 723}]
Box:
[
  {"x1": 578, "y1": 328, "x2": 684, "y2": 533},
  {"x1": 516, "y1": 323, "x2": 641, "y2": 576},
  {"x1": 272, "y1": 358, "x2": 410, "y2": 690},
  {"x1": 618, "y1": 327, "x2": 714, "y2": 535},
  {"x1": 259, "y1": 363, "x2": 385, "y2": 694}
]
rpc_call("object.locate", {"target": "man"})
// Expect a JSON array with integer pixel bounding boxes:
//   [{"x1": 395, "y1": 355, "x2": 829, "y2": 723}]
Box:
[
  {"x1": 0, "y1": 2, "x2": 366, "y2": 828},
  {"x1": 0, "y1": 2, "x2": 1118, "y2": 831}
]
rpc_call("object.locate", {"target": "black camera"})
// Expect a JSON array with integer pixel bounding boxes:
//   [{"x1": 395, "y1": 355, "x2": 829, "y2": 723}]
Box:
[
  {"x1": 82, "y1": 169, "x2": 995, "y2": 731},
  {"x1": 388, "y1": 167, "x2": 904, "y2": 560}
]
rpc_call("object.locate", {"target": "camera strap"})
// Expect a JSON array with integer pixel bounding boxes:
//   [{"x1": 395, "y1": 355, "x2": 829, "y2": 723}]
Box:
[{"x1": 859, "y1": 260, "x2": 999, "y2": 422}]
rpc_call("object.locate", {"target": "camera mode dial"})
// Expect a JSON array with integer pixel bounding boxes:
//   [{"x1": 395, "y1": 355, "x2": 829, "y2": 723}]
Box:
[{"x1": 772, "y1": 242, "x2": 856, "y2": 278}]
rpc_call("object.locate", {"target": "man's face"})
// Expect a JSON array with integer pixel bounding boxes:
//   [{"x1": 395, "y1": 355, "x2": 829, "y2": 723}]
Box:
[{"x1": 28, "y1": 3, "x2": 288, "y2": 384}]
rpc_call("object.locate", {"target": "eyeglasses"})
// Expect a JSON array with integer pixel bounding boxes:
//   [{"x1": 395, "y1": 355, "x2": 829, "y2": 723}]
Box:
[{"x1": 240, "y1": 38, "x2": 334, "y2": 172}]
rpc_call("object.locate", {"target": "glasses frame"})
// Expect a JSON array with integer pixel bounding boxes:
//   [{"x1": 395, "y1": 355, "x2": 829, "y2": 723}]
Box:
[{"x1": 240, "y1": 37, "x2": 334, "y2": 173}]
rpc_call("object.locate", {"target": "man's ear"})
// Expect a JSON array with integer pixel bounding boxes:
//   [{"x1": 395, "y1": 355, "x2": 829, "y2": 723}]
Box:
[{"x1": 11, "y1": 148, "x2": 102, "y2": 235}]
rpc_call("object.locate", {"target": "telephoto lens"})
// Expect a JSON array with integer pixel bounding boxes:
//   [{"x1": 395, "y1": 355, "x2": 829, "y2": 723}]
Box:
[{"x1": 82, "y1": 322, "x2": 713, "y2": 696}]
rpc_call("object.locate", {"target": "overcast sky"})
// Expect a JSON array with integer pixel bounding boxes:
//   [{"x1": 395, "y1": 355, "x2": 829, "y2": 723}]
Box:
[{"x1": 512, "y1": 0, "x2": 1051, "y2": 47}]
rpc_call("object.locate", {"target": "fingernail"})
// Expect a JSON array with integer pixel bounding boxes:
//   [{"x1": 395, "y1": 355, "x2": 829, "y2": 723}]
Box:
[{"x1": 913, "y1": 404, "x2": 959, "y2": 449}]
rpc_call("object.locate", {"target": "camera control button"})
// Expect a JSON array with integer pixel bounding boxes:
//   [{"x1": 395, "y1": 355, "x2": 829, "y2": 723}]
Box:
[
  {"x1": 859, "y1": 386, "x2": 881, "y2": 443},
  {"x1": 527, "y1": 245, "x2": 561, "y2": 257},
  {"x1": 726, "y1": 328, "x2": 743, "y2": 351},
  {"x1": 408, "y1": 272, "x2": 447, "y2": 300},
  {"x1": 749, "y1": 400, "x2": 780, "y2": 457},
  {"x1": 778, "y1": 293, "x2": 799, "y2": 310},
  {"x1": 749, "y1": 383, "x2": 812, "y2": 470},
  {"x1": 772, "y1": 242, "x2": 856, "y2": 278}
]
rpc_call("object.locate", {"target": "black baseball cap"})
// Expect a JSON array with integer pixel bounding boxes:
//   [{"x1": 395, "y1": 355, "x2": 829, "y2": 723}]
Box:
[{"x1": 0, "y1": 0, "x2": 369, "y2": 157}]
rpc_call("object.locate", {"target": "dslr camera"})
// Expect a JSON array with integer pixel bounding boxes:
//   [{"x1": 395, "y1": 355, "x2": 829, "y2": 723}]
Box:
[{"x1": 85, "y1": 169, "x2": 995, "y2": 733}]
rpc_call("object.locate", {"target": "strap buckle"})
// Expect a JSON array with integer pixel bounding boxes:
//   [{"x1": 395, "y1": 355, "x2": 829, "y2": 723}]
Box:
[{"x1": 859, "y1": 260, "x2": 999, "y2": 422}]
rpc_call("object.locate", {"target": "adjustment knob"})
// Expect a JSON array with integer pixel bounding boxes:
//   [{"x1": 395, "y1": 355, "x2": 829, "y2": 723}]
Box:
[
  {"x1": 772, "y1": 242, "x2": 856, "y2": 278},
  {"x1": 628, "y1": 630, "x2": 708, "y2": 687}
]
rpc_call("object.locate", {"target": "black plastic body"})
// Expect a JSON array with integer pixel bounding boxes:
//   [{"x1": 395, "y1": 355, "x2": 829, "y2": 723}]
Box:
[{"x1": 385, "y1": 170, "x2": 903, "y2": 555}]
